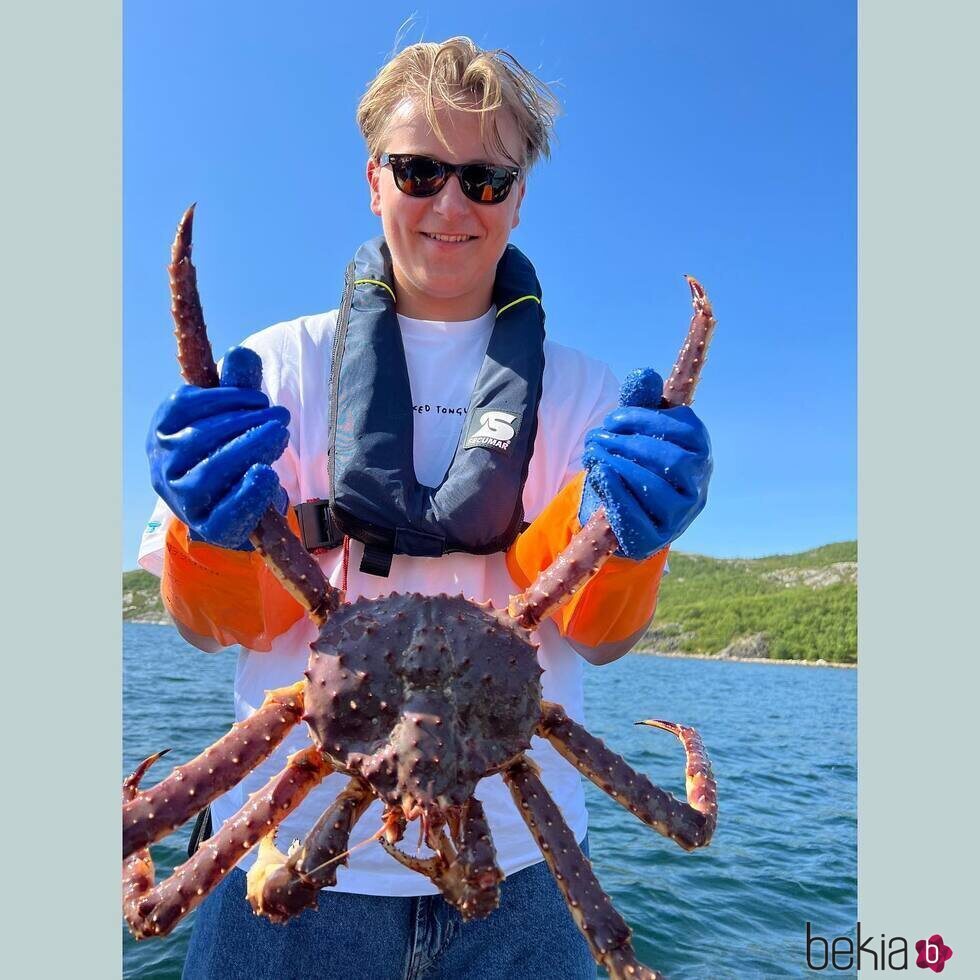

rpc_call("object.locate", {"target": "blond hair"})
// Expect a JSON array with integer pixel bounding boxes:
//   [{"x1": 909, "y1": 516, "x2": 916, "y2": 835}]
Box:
[{"x1": 356, "y1": 36, "x2": 560, "y2": 170}]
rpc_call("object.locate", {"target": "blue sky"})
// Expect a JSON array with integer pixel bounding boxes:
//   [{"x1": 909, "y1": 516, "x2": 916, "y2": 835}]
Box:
[{"x1": 123, "y1": 1, "x2": 855, "y2": 568}]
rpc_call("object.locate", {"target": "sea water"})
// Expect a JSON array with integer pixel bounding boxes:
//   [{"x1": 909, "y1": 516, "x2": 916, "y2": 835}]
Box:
[{"x1": 123, "y1": 622, "x2": 856, "y2": 979}]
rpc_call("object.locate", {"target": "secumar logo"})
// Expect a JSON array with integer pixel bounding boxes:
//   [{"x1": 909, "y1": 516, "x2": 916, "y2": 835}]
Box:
[{"x1": 464, "y1": 410, "x2": 521, "y2": 452}]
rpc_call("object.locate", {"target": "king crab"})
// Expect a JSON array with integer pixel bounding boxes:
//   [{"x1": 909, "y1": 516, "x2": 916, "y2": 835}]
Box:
[{"x1": 123, "y1": 205, "x2": 719, "y2": 980}]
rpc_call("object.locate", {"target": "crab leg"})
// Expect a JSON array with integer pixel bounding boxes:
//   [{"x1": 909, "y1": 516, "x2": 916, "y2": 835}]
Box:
[
  {"x1": 380, "y1": 797, "x2": 504, "y2": 920},
  {"x1": 508, "y1": 277, "x2": 716, "y2": 631},
  {"x1": 507, "y1": 508, "x2": 620, "y2": 630},
  {"x1": 662, "y1": 276, "x2": 716, "y2": 408},
  {"x1": 123, "y1": 681, "x2": 306, "y2": 858},
  {"x1": 538, "y1": 701, "x2": 716, "y2": 850},
  {"x1": 247, "y1": 776, "x2": 376, "y2": 922},
  {"x1": 445, "y1": 796, "x2": 505, "y2": 919},
  {"x1": 168, "y1": 202, "x2": 219, "y2": 388},
  {"x1": 124, "y1": 746, "x2": 333, "y2": 939},
  {"x1": 169, "y1": 205, "x2": 341, "y2": 626},
  {"x1": 503, "y1": 756, "x2": 662, "y2": 980}
]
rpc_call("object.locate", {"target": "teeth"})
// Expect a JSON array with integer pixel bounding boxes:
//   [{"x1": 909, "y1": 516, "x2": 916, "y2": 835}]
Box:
[{"x1": 424, "y1": 233, "x2": 473, "y2": 243}]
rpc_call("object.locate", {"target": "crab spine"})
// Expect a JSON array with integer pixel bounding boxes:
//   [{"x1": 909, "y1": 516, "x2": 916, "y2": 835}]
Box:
[{"x1": 168, "y1": 205, "x2": 341, "y2": 625}]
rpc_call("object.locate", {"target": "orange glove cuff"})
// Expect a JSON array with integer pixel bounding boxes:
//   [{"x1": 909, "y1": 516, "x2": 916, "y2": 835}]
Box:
[
  {"x1": 162, "y1": 511, "x2": 306, "y2": 652},
  {"x1": 506, "y1": 472, "x2": 668, "y2": 647}
]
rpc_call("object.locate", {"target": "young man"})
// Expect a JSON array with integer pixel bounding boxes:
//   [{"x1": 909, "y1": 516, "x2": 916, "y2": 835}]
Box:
[{"x1": 139, "y1": 37, "x2": 711, "y2": 979}]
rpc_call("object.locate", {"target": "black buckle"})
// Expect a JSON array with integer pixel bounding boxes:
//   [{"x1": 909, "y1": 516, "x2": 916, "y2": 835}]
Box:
[{"x1": 294, "y1": 501, "x2": 344, "y2": 553}]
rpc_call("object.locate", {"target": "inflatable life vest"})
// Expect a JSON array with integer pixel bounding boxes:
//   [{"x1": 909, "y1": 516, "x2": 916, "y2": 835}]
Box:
[{"x1": 296, "y1": 237, "x2": 546, "y2": 577}]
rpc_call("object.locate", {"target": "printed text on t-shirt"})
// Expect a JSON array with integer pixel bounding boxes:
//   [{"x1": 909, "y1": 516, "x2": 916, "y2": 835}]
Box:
[{"x1": 413, "y1": 404, "x2": 469, "y2": 415}]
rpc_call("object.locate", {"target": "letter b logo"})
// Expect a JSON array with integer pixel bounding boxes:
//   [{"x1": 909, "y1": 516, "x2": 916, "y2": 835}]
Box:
[{"x1": 915, "y1": 934, "x2": 953, "y2": 972}]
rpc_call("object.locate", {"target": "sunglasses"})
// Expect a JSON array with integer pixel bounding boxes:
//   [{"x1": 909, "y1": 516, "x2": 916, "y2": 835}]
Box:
[{"x1": 379, "y1": 153, "x2": 521, "y2": 205}]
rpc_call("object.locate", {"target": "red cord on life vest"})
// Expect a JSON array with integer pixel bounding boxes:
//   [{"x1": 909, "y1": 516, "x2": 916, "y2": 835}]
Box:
[{"x1": 341, "y1": 535, "x2": 351, "y2": 594}]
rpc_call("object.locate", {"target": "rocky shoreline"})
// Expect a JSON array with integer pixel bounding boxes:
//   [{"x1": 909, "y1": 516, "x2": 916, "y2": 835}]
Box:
[
  {"x1": 125, "y1": 619, "x2": 855, "y2": 668},
  {"x1": 635, "y1": 649, "x2": 855, "y2": 669}
]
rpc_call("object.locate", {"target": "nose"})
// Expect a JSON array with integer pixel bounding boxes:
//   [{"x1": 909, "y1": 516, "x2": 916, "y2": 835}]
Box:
[{"x1": 430, "y1": 172, "x2": 471, "y2": 219}]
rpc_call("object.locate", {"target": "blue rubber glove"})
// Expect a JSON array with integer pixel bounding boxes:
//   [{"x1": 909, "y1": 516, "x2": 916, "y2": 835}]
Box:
[
  {"x1": 579, "y1": 369, "x2": 712, "y2": 560},
  {"x1": 146, "y1": 347, "x2": 290, "y2": 551}
]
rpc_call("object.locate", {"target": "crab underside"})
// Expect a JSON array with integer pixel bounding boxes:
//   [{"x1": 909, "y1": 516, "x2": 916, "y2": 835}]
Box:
[{"x1": 123, "y1": 206, "x2": 719, "y2": 980}]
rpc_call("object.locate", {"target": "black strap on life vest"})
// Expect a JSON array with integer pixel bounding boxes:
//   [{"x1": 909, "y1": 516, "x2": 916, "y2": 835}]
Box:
[
  {"x1": 187, "y1": 804, "x2": 213, "y2": 858},
  {"x1": 326, "y1": 237, "x2": 547, "y2": 577}
]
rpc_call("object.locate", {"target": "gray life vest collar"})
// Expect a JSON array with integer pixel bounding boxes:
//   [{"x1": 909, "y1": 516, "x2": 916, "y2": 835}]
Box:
[{"x1": 321, "y1": 236, "x2": 546, "y2": 576}]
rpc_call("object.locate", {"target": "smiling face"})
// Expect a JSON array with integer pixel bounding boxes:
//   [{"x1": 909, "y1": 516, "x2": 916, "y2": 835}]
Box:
[{"x1": 367, "y1": 99, "x2": 526, "y2": 321}]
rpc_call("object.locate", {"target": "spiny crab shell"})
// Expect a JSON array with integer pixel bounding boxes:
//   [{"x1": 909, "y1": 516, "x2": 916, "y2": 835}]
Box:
[{"x1": 305, "y1": 593, "x2": 542, "y2": 813}]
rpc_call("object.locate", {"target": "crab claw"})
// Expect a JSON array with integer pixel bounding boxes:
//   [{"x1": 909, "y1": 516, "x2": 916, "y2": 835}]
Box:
[
  {"x1": 635, "y1": 718, "x2": 679, "y2": 734},
  {"x1": 175, "y1": 202, "x2": 196, "y2": 253},
  {"x1": 637, "y1": 718, "x2": 717, "y2": 844},
  {"x1": 123, "y1": 749, "x2": 170, "y2": 802},
  {"x1": 246, "y1": 834, "x2": 296, "y2": 920}
]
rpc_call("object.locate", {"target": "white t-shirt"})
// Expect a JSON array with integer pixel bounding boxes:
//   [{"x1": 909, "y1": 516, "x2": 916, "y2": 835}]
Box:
[{"x1": 139, "y1": 306, "x2": 620, "y2": 896}]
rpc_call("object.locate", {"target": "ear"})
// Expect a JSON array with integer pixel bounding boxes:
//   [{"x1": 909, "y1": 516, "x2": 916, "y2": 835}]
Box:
[
  {"x1": 367, "y1": 158, "x2": 383, "y2": 217},
  {"x1": 510, "y1": 180, "x2": 526, "y2": 230}
]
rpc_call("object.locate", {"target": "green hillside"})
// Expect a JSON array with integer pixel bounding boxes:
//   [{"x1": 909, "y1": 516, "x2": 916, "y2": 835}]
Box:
[
  {"x1": 639, "y1": 541, "x2": 857, "y2": 663},
  {"x1": 123, "y1": 540, "x2": 857, "y2": 663},
  {"x1": 122, "y1": 569, "x2": 169, "y2": 624}
]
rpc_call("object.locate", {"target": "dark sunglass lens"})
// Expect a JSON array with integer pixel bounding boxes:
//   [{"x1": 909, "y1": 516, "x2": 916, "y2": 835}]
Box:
[
  {"x1": 460, "y1": 165, "x2": 513, "y2": 204},
  {"x1": 392, "y1": 156, "x2": 445, "y2": 196}
]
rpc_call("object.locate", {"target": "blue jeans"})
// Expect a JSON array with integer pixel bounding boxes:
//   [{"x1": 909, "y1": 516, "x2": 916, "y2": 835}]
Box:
[{"x1": 182, "y1": 837, "x2": 597, "y2": 979}]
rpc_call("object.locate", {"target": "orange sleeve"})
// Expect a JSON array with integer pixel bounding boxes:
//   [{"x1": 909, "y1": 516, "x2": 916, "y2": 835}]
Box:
[
  {"x1": 161, "y1": 509, "x2": 306, "y2": 652},
  {"x1": 506, "y1": 472, "x2": 668, "y2": 647}
]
